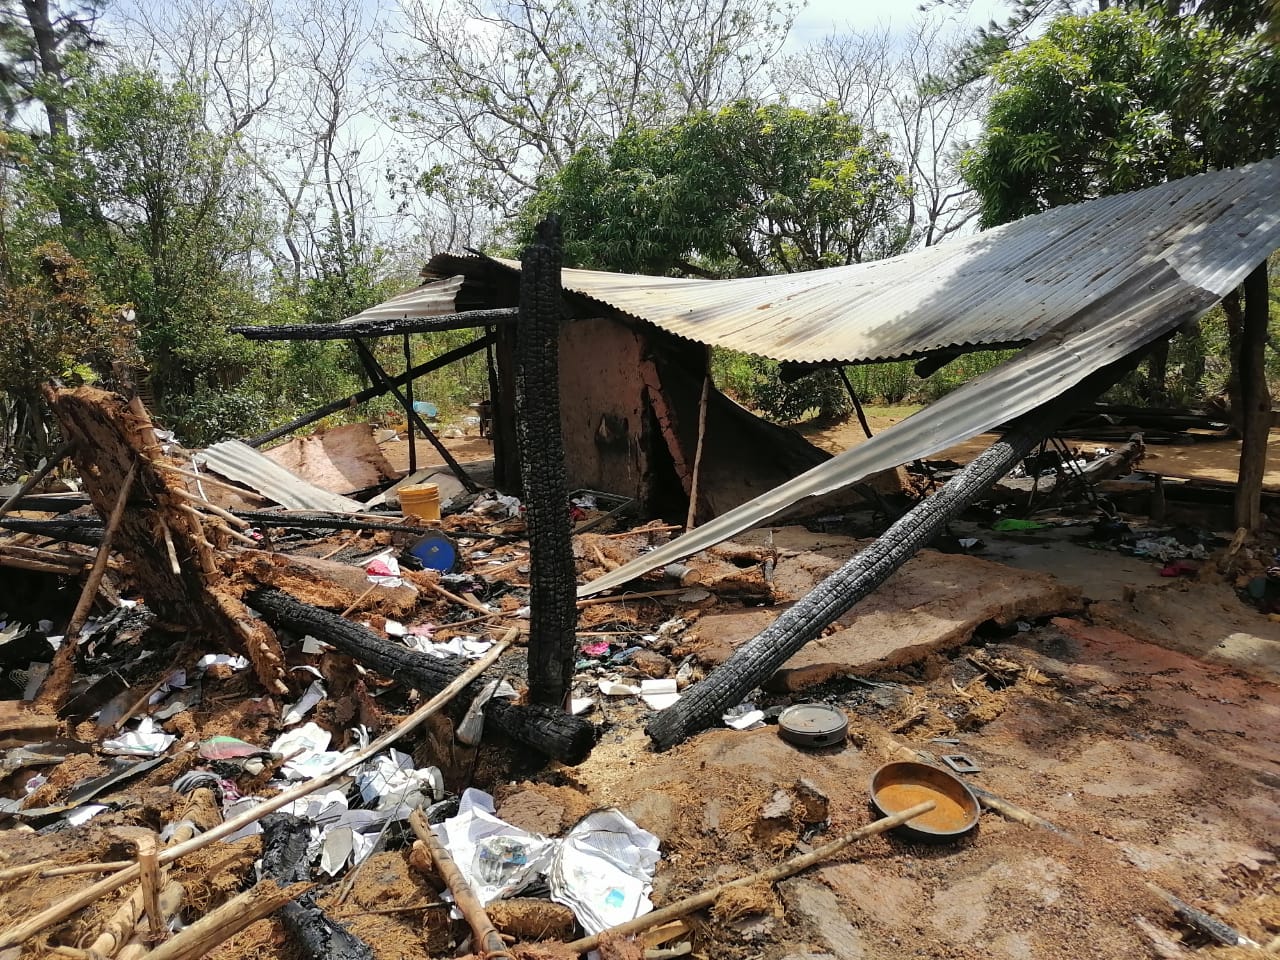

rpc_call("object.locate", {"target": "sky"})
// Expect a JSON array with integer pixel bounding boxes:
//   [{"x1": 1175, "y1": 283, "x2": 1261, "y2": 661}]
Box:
[{"x1": 786, "y1": 0, "x2": 1010, "y2": 48}]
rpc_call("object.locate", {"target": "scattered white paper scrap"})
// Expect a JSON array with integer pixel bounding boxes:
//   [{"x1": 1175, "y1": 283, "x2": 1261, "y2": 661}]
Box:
[
  {"x1": 549, "y1": 809, "x2": 661, "y2": 935},
  {"x1": 724, "y1": 709, "x2": 765, "y2": 731},
  {"x1": 433, "y1": 788, "x2": 554, "y2": 905},
  {"x1": 102, "y1": 717, "x2": 176, "y2": 756},
  {"x1": 282, "y1": 679, "x2": 326, "y2": 727},
  {"x1": 66, "y1": 804, "x2": 109, "y2": 826},
  {"x1": 570, "y1": 698, "x2": 595, "y2": 716},
  {"x1": 301, "y1": 635, "x2": 330, "y2": 655},
  {"x1": 640, "y1": 678, "x2": 680, "y2": 710},
  {"x1": 270, "y1": 722, "x2": 348, "y2": 780},
  {"x1": 383, "y1": 619, "x2": 408, "y2": 637},
  {"x1": 197, "y1": 653, "x2": 250, "y2": 673}
]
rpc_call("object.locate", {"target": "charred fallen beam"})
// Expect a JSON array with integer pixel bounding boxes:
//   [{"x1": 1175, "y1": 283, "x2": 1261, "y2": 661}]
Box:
[
  {"x1": 647, "y1": 360, "x2": 1137, "y2": 750},
  {"x1": 247, "y1": 588, "x2": 595, "y2": 765},
  {"x1": 0, "y1": 516, "x2": 104, "y2": 545},
  {"x1": 517, "y1": 215, "x2": 578, "y2": 707},
  {"x1": 260, "y1": 813, "x2": 375, "y2": 960},
  {"x1": 234, "y1": 511, "x2": 439, "y2": 536},
  {"x1": 231, "y1": 308, "x2": 517, "y2": 341}
]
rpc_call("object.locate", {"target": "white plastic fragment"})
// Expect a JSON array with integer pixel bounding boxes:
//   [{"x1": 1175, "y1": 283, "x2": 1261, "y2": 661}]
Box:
[
  {"x1": 570, "y1": 698, "x2": 595, "y2": 716},
  {"x1": 197, "y1": 653, "x2": 250, "y2": 673},
  {"x1": 270, "y1": 722, "x2": 349, "y2": 780},
  {"x1": 301, "y1": 635, "x2": 330, "y2": 654},
  {"x1": 281, "y1": 679, "x2": 326, "y2": 727},
  {"x1": 639, "y1": 678, "x2": 680, "y2": 710},
  {"x1": 598, "y1": 679, "x2": 640, "y2": 697},
  {"x1": 101, "y1": 717, "x2": 176, "y2": 756}
]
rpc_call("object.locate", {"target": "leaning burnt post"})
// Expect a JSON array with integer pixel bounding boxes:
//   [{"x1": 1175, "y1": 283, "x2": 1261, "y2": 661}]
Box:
[
  {"x1": 647, "y1": 360, "x2": 1138, "y2": 750},
  {"x1": 517, "y1": 215, "x2": 578, "y2": 707}
]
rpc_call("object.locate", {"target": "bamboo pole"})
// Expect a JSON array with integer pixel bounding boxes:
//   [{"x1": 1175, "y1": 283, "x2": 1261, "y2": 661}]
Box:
[
  {"x1": 134, "y1": 836, "x2": 164, "y2": 944},
  {"x1": 137, "y1": 880, "x2": 305, "y2": 960},
  {"x1": 576, "y1": 588, "x2": 690, "y2": 608},
  {"x1": 115, "y1": 881, "x2": 184, "y2": 960},
  {"x1": 409, "y1": 809, "x2": 514, "y2": 960},
  {"x1": 35, "y1": 461, "x2": 137, "y2": 709},
  {"x1": 0, "y1": 441, "x2": 75, "y2": 519},
  {"x1": 564, "y1": 801, "x2": 936, "y2": 954},
  {"x1": 0, "y1": 632, "x2": 515, "y2": 951},
  {"x1": 685, "y1": 368, "x2": 711, "y2": 531}
]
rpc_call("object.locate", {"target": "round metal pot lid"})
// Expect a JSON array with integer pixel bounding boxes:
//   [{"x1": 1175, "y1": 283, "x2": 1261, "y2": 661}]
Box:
[{"x1": 778, "y1": 703, "x2": 848, "y2": 746}]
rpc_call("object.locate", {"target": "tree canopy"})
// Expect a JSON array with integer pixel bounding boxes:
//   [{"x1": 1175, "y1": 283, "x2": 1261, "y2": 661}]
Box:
[{"x1": 515, "y1": 101, "x2": 912, "y2": 278}]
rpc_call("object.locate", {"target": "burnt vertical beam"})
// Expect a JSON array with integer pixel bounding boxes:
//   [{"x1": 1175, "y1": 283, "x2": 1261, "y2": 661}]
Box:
[
  {"x1": 403, "y1": 333, "x2": 418, "y2": 474},
  {"x1": 1236, "y1": 262, "x2": 1271, "y2": 530},
  {"x1": 517, "y1": 216, "x2": 578, "y2": 707}
]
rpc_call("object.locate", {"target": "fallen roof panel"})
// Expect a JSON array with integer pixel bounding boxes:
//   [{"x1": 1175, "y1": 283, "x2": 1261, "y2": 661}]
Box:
[
  {"x1": 195, "y1": 440, "x2": 366, "y2": 514},
  {"x1": 578, "y1": 161, "x2": 1280, "y2": 595}
]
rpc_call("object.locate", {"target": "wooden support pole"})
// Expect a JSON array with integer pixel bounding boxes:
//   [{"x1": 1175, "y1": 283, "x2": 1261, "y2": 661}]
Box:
[
  {"x1": 354, "y1": 340, "x2": 478, "y2": 492},
  {"x1": 564, "y1": 801, "x2": 936, "y2": 955},
  {"x1": 837, "y1": 367, "x2": 874, "y2": 440},
  {"x1": 244, "y1": 334, "x2": 493, "y2": 448},
  {"x1": 0, "y1": 636, "x2": 513, "y2": 951},
  {"x1": 1235, "y1": 262, "x2": 1271, "y2": 530},
  {"x1": 409, "y1": 809, "x2": 514, "y2": 960},
  {"x1": 404, "y1": 333, "x2": 418, "y2": 474},
  {"x1": 0, "y1": 441, "x2": 75, "y2": 520},
  {"x1": 685, "y1": 363, "x2": 711, "y2": 531},
  {"x1": 134, "y1": 835, "x2": 164, "y2": 944},
  {"x1": 36, "y1": 461, "x2": 137, "y2": 709}
]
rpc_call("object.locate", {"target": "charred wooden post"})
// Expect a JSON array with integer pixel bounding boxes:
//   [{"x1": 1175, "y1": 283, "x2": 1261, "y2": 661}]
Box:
[
  {"x1": 247, "y1": 588, "x2": 595, "y2": 764},
  {"x1": 1235, "y1": 262, "x2": 1271, "y2": 530},
  {"x1": 516, "y1": 215, "x2": 578, "y2": 707},
  {"x1": 647, "y1": 362, "x2": 1137, "y2": 749},
  {"x1": 43, "y1": 386, "x2": 288, "y2": 694},
  {"x1": 260, "y1": 813, "x2": 376, "y2": 960}
]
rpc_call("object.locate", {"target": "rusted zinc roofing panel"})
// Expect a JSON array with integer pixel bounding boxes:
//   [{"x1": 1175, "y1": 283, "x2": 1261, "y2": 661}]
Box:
[
  {"x1": 450, "y1": 161, "x2": 1278, "y2": 364},
  {"x1": 578, "y1": 161, "x2": 1280, "y2": 596}
]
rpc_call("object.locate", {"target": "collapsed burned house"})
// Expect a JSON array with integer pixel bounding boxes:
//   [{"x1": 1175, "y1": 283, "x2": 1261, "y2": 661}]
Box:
[{"x1": 1, "y1": 160, "x2": 1279, "y2": 960}]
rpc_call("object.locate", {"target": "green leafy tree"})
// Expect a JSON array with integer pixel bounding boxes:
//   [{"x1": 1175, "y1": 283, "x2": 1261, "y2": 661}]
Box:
[
  {"x1": 963, "y1": 9, "x2": 1280, "y2": 227},
  {"x1": 516, "y1": 101, "x2": 912, "y2": 278}
]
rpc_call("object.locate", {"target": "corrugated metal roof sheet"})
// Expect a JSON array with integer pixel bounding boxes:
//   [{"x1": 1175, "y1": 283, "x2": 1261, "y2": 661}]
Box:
[
  {"x1": 339, "y1": 276, "x2": 465, "y2": 325},
  {"x1": 576, "y1": 161, "x2": 1280, "y2": 595},
  {"x1": 195, "y1": 440, "x2": 365, "y2": 513},
  {"x1": 421, "y1": 161, "x2": 1280, "y2": 365}
]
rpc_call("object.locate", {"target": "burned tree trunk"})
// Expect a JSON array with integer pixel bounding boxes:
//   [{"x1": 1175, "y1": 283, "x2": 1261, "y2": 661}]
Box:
[
  {"x1": 247, "y1": 588, "x2": 595, "y2": 765},
  {"x1": 516, "y1": 216, "x2": 578, "y2": 707},
  {"x1": 647, "y1": 361, "x2": 1137, "y2": 750}
]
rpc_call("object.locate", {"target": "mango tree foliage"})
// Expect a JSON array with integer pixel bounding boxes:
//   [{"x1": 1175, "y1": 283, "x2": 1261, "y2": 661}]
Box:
[
  {"x1": 963, "y1": 8, "x2": 1280, "y2": 227},
  {"x1": 516, "y1": 101, "x2": 912, "y2": 278}
]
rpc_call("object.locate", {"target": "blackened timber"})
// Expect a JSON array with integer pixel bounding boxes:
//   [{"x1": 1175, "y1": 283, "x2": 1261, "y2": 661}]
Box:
[
  {"x1": 245, "y1": 334, "x2": 493, "y2": 448},
  {"x1": 647, "y1": 358, "x2": 1139, "y2": 750},
  {"x1": 247, "y1": 588, "x2": 595, "y2": 765},
  {"x1": 516, "y1": 216, "x2": 578, "y2": 708},
  {"x1": 353, "y1": 341, "x2": 479, "y2": 493},
  {"x1": 231, "y1": 308, "x2": 517, "y2": 341},
  {"x1": 260, "y1": 814, "x2": 375, "y2": 960},
  {"x1": 0, "y1": 516, "x2": 104, "y2": 545}
]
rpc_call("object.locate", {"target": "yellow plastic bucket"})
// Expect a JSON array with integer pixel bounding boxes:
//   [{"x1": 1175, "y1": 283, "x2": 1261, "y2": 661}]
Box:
[{"x1": 400, "y1": 483, "x2": 441, "y2": 522}]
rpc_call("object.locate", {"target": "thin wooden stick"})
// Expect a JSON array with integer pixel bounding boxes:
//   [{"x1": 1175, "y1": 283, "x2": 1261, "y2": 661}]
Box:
[
  {"x1": 340, "y1": 583, "x2": 379, "y2": 618},
  {"x1": 564, "y1": 801, "x2": 936, "y2": 954},
  {"x1": 152, "y1": 462, "x2": 253, "y2": 499},
  {"x1": 41, "y1": 860, "x2": 134, "y2": 878},
  {"x1": 409, "y1": 809, "x2": 514, "y2": 960},
  {"x1": 423, "y1": 578, "x2": 492, "y2": 615},
  {"x1": 168, "y1": 486, "x2": 251, "y2": 528},
  {"x1": 35, "y1": 461, "x2": 137, "y2": 709},
  {"x1": 0, "y1": 441, "x2": 75, "y2": 519},
  {"x1": 685, "y1": 368, "x2": 710, "y2": 531},
  {"x1": 139, "y1": 879, "x2": 305, "y2": 960},
  {"x1": 0, "y1": 631, "x2": 516, "y2": 951},
  {"x1": 576, "y1": 588, "x2": 690, "y2": 608},
  {"x1": 134, "y1": 835, "x2": 163, "y2": 944},
  {"x1": 158, "y1": 519, "x2": 181, "y2": 575},
  {"x1": 115, "y1": 881, "x2": 184, "y2": 960},
  {"x1": 602, "y1": 523, "x2": 681, "y2": 539}
]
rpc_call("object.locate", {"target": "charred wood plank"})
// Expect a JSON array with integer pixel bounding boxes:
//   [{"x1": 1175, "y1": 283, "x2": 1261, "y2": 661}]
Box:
[
  {"x1": 647, "y1": 360, "x2": 1138, "y2": 750},
  {"x1": 0, "y1": 516, "x2": 104, "y2": 545},
  {"x1": 516, "y1": 216, "x2": 578, "y2": 707},
  {"x1": 231, "y1": 308, "x2": 517, "y2": 341},
  {"x1": 246, "y1": 588, "x2": 595, "y2": 765}
]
